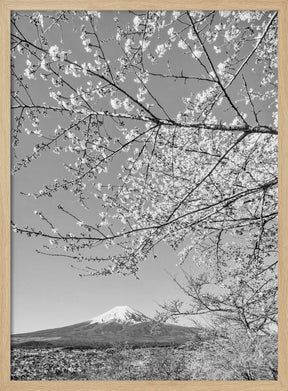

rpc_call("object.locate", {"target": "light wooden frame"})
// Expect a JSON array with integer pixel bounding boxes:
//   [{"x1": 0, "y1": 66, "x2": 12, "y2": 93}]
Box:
[{"x1": 0, "y1": 1, "x2": 287, "y2": 390}]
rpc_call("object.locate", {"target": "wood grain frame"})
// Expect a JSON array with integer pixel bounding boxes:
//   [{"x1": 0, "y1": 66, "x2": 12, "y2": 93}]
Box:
[{"x1": 0, "y1": 1, "x2": 287, "y2": 390}]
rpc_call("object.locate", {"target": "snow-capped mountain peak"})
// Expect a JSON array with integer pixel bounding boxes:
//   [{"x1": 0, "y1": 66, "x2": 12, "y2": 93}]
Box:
[{"x1": 90, "y1": 305, "x2": 149, "y2": 325}]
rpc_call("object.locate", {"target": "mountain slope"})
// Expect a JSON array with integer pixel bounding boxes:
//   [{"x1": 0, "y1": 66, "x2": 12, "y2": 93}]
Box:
[{"x1": 11, "y1": 306, "x2": 200, "y2": 348}]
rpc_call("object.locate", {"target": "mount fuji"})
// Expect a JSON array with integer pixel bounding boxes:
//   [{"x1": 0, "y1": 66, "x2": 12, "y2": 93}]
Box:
[
  {"x1": 90, "y1": 305, "x2": 150, "y2": 324},
  {"x1": 12, "y1": 305, "x2": 200, "y2": 348}
]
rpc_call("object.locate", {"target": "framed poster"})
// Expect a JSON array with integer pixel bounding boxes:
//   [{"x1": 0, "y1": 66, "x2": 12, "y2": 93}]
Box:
[{"x1": 0, "y1": 1, "x2": 287, "y2": 390}]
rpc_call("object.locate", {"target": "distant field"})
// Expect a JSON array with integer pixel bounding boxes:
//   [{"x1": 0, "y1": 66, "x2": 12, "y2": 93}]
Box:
[
  {"x1": 11, "y1": 346, "x2": 196, "y2": 380},
  {"x1": 11, "y1": 339, "x2": 278, "y2": 381}
]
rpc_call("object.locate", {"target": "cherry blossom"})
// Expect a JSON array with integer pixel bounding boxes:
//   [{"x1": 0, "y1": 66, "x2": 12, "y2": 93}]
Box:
[{"x1": 11, "y1": 11, "x2": 278, "y2": 336}]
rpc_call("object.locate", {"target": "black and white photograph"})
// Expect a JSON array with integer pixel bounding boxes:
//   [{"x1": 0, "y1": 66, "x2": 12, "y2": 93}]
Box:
[{"x1": 10, "y1": 10, "x2": 278, "y2": 381}]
